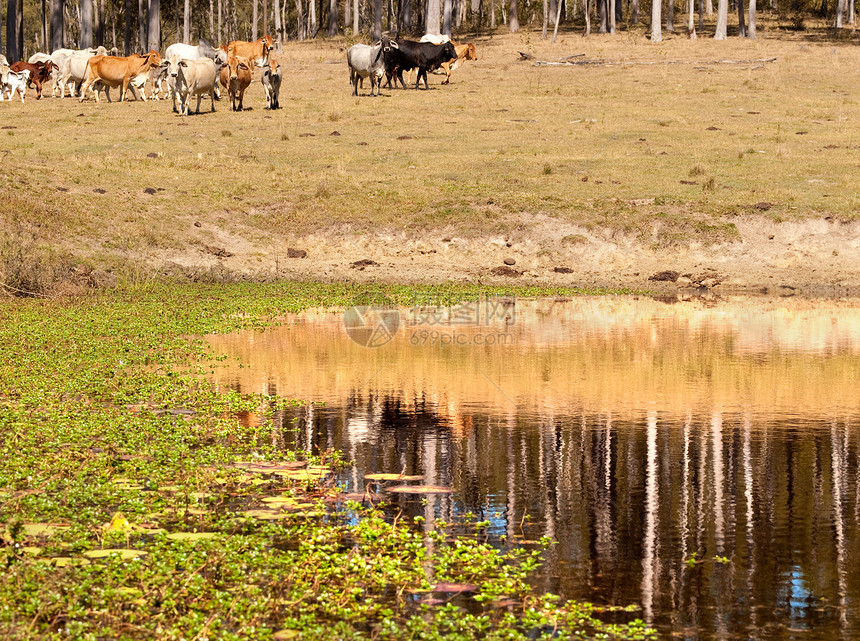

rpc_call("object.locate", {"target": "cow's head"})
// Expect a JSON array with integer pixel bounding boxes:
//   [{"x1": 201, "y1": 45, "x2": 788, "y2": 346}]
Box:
[
  {"x1": 262, "y1": 35, "x2": 275, "y2": 51},
  {"x1": 265, "y1": 57, "x2": 280, "y2": 77},
  {"x1": 465, "y1": 43, "x2": 477, "y2": 60},
  {"x1": 145, "y1": 50, "x2": 164, "y2": 67},
  {"x1": 167, "y1": 55, "x2": 184, "y2": 79},
  {"x1": 226, "y1": 56, "x2": 250, "y2": 80}
]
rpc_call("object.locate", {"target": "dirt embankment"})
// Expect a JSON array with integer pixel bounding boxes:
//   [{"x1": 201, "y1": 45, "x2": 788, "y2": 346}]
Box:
[{"x1": 132, "y1": 213, "x2": 859, "y2": 296}]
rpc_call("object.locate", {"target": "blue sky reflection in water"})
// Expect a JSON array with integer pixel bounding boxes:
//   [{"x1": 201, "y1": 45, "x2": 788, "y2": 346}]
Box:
[{"x1": 207, "y1": 296, "x2": 860, "y2": 639}]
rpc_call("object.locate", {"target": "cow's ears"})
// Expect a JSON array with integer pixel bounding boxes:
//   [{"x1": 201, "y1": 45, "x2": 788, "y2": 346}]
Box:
[
  {"x1": 179, "y1": 61, "x2": 188, "y2": 67},
  {"x1": 390, "y1": 41, "x2": 399, "y2": 49},
  {"x1": 238, "y1": 63, "x2": 250, "y2": 71}
]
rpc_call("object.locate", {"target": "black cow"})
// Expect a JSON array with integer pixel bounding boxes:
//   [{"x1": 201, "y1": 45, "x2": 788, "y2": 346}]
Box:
[{"x1": 384, "y1": 40, "x2": 457, "y2": 90}]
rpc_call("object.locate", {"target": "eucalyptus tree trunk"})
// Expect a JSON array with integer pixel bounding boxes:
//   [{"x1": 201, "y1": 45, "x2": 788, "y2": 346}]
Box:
[
  {"x1": 209, "y1": 0, "x2": 214, "y2": 40},
  {"x1": 541, "y1": 0, "x2": 548, "y2": 36},
  {"x1": 147, "y1": 0, "x2": 160, "y2": 51},
  {"x1": 6, "y1": 0, "x2": 20, "y2": 61},
  {"x1": 397, "y1": 0, "x2": 412, "y2": 35},
  {"x1": 309, "y1": 0, "x2": 316, "y2": 35},
  {"x1": 343, "y1": 0, "x2": 349, "y2": 33},
  {"x1": 96, "y1": 0, "x2": 105, "y2": 43},
  {"x1": 631, "y1": 0, "x2": 638, "y2": 22},
  {"x1": 81, "y1": 0, "x2": 93, "y2": 47},
  {"x1": 833, "y1": 0, "x2": 845, "y2": 29},
  {"x1": 508, "y1": 0, "x2": 518, "y2": 30},
  {"x1": 17, "y1": 0, "x2": 23, "y2": 56},
  {"x1": 551, "y1": 0, "x2": 562, "y2": 40},
  {"x1": 327, "y1": 0, "x2": 338, "y2": 34},
  {"x1": 184, "y1": 0, "x2": 191, "y2": 41},
  {"x1": 217, "y1": 0, "x2": 222, "y2": 43},
  {"x1": 273, "y1": 0, "x2": 282, "y2": 44},
  {"x1": 650, "y1": 0, "x2": 661, "y2": 40},
  {"x1": 737, "y1": 0, "x2": 745, "y2": 35},
  {"x1": 687, "y1": 0, "x2": 695, "y2": 36},
  {"x1": 583, "y1": 0, "x2": 590, "y2": 34},
  {"x1": 123, "y1": 0, "x2": 132, "y2": 51},
  {"x1": 425, "y1": 0, "x2": 440, "y2": 33},
  {"x1": 295, "y1": 0, "x2": 304, "y2": 38},
  {"x1": 41, "y1": 0, "x2": 49, "y2": 51},
  {"x1": 442, "y1": 0, "x2": 453, "y2": 33},
  {"x1": 352, "y1": 0, "x2": 358, "y2": 33},
  {"x1": 665, "y1": 0, "x2": 674, "y2": 30},
  {"x1": 713, "y1": 0, "x2": 727, "y2": 38},
  {"x1": 598, "y1": 0, "x2": 606, "y2": 32},
  {"x1": 139, "y1": 0, "x2": 147, "y2": 50}
]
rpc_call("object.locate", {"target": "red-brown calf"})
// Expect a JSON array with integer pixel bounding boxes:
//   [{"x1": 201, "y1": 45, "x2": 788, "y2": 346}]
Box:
[{"x1": 9, "y1": 60, "x2": 57, "y2": 99}]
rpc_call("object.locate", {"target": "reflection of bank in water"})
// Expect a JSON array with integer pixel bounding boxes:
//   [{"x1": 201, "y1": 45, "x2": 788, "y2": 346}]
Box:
[{"x1": 209, "y1": 296, "x2": 860, "y2": 419}]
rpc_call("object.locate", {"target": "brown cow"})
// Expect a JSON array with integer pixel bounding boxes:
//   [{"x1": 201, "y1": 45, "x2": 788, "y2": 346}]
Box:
[
  {"x1": 79, "y1": 51, "x2": 164, "y2": 102},
  {"x1": 9, "y1": 60, "x2": 57, "y2": 99},
  {"x1": 218, "y1": 56, "x2": 252, "y2": 111},
  {"x1": 226, "y1": 35, "x2": 274, "y2": 68},
  {"x1": 439, "y1": 42, "x2": 476, "y2": 85}
]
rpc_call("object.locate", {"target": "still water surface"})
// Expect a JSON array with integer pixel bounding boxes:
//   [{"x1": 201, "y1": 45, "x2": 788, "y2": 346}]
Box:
[{"x1": 207, "y1": 296, "x2": 860, "y2": 639}]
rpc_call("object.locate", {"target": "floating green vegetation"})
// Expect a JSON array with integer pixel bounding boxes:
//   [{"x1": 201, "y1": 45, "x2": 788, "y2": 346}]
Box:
[{"x1": 0, "y1": 282, "x2": 651, "y2": 640}]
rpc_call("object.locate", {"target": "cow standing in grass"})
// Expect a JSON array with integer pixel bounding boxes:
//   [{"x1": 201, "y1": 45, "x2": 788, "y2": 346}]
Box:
[
  {"x1": 347, "y1": 36, "x2": 395, "y2": 97},
  {"x1": 169, "y1": 56, "x2": 220, "y2": 115},
  {"x1": 262, "y1": 57, "x2": 282, "y2": 109},
  {"x1": 385, "y1": 40, "x2": 457, "y2": 90},
  {"x1": 219, "y1": 56, "x2": 252, "y2": 111}
]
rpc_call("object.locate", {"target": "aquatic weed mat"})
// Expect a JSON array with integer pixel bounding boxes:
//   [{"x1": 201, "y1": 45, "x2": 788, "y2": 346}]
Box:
[{"x1": 0, "y1": 282, "x2": 651, "y2": 640}]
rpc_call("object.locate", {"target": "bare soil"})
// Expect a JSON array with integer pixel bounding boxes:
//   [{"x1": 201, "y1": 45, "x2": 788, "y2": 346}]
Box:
[{"x1": 149, "y1": 211, "x2": 860, "y2": 295}]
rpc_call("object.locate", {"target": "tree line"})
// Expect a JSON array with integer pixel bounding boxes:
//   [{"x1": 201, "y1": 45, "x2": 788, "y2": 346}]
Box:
[{"x1": 2, "y1": 0, "x2": 855, "y2": 62}]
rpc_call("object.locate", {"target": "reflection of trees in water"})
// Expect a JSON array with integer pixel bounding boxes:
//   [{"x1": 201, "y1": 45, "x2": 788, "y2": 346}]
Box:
[{"x1": 275, "y1": 394, "x2": 860, "y2": 637}]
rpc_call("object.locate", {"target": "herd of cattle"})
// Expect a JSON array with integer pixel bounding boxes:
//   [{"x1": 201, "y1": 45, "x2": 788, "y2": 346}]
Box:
[{"x1": 0, "y1": 32, "x2": 475, "y2": 114}]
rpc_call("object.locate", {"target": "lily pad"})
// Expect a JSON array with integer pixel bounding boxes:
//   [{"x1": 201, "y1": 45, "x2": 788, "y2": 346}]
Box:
[
  {"x1": 364, "y1": 473, "x2": 424, "y2": 482},
  {"x1": 305, "y1": 465, "x2": 331, "y2": 474},
  {"x1": 387, "y1": 485, "x2": 454, "y2": 494},
  {"x1": 22, "y1": 546, "x2": 42, "y2": 556},
  {"x1": 50, "y1": 557, "x2": 91, "y2": 567},
  {"x1": 83, "y1": 549, "x2": 147, "y2": 560},
  {"x1": 112, "y1": 480, "x2": 145, "y2": 490},
  {"x1": 22, "y1": 523, "x2": 70, "y2": 537},
  {"x1": 166, "y1": 532, "x2": 217, "y2": 541},
  {"x1": 235, "y1": 461, "x2": 306, "y2": 473},
  {"x1": 241, "y1": 509, "x2": 286, "y2": 520},
  {"x1": 273, "y1": 631, "x2": 299, "y2": 640}
]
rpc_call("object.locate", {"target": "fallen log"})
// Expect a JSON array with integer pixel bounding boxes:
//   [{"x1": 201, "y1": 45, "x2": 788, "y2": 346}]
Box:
[{"x1": 532, "y1": 56, "x2": 777, "y2": 66}]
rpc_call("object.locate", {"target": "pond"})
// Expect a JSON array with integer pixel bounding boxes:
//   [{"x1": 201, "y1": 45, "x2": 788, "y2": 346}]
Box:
[{"x1": 206, "y1": 295, "x2": 860, "y2": 639}]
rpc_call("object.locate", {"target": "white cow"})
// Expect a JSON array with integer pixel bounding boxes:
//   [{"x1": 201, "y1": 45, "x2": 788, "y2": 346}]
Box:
[
  {"x1": 168, "y1": 56, "x2": 219, "y2": 115},
  {"x1": 58, "y1": 46, "x2": 108, "y2": 97},
  {"x1": 419, "y1": 33, "x2": 451, "y2": 44},
  {"x1": 2, "y1": 69, "x2": 31, "y2": 102},
  {"x1": 164, "y1": 39, "x2": 225, "y2": 100}
]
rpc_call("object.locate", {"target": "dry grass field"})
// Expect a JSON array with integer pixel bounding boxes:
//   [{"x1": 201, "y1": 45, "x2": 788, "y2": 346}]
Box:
[{"x1": 2, "y1": 20, "x2": 859, "y2": 294}]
